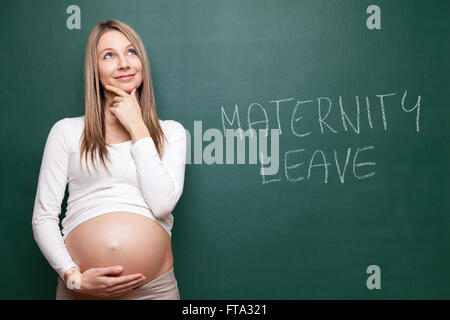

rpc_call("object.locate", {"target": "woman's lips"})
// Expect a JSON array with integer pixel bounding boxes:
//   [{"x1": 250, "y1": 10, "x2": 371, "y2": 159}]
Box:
[{"x1": 114, "y1": 74, "x2": 135, "y2": 81}]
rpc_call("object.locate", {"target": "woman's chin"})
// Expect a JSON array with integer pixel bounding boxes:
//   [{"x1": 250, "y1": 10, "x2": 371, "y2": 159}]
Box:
[
  {"x1": 106, "y1": 80, "x2": 140, "y2": 94},
  {"x1": 122, "y1": 85, "x2": 140, "y2": 94}
]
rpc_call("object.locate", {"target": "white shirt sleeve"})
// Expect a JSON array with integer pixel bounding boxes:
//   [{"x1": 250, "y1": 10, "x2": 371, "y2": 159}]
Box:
[
  {"x1": 32, "y1": 118, "x2": 78, "y2": 281},
  {"x1": 130, "y1": 122, "x2": 187, "y2": 220}
]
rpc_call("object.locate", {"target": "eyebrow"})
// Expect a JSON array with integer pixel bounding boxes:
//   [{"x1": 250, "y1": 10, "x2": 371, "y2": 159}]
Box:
[{"x1": 98, "y1": 44, "x2": 134, "y2": 55}]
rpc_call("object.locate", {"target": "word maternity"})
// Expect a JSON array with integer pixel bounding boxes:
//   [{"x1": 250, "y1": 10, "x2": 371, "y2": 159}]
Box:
[{"x1": 219, "y1": 89, "x2": 421, "y2": 184}]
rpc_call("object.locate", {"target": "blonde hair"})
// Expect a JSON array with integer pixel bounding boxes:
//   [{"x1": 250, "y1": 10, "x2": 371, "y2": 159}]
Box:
[{"x1": 80, "y1": 19, "x2": 166, "y2": 175}]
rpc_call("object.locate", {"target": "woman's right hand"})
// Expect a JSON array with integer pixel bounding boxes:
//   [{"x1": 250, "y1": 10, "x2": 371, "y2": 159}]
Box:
[{"x1": 73, "y1": 266, "x2": 146, "y2": 298}]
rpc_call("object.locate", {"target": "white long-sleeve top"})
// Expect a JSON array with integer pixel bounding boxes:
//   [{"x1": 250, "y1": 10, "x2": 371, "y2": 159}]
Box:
[{"x1": 31, "y1": 115, "x2": 187, "y2": 280}]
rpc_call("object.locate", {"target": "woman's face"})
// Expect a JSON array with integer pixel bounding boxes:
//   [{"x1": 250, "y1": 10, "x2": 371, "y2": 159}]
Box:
[{"x1": 97, "y1": 30, "x2": 143, "y2": 95}]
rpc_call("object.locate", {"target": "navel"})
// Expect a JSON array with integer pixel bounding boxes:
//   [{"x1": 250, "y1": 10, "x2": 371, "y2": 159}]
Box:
[{"x1": 109, "y1": 241, "x2": 122, "y2": 251}]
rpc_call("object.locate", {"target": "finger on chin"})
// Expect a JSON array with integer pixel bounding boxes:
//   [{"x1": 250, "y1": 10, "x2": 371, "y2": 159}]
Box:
[{"x1": 105, "y1": 84, "x2": 128, "y2": 97}]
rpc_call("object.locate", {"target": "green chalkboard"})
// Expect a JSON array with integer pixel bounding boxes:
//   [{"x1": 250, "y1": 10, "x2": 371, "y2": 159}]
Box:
[{"x1": 1, "y1": 0, "x2": 449, "y2": 299}]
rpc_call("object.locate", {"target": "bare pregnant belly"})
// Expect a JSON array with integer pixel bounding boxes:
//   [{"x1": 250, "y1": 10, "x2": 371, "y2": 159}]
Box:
[{"x1": 64, "y1": 212, "x2": 173, "y2": 286}]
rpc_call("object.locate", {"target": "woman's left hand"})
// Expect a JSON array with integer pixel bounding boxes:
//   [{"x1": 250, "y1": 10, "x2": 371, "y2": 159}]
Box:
[{"x1": 104, "y1": 84, "x2": 144, "y2": 134}]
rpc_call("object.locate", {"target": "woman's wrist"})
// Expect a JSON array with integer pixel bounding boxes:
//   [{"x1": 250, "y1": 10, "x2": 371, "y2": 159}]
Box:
[
  {"x1": 130, "y1": 121, "x2": 150, "y2": 144},
  {"x1": 64, "y1": 266, "x2": 78, "y2": 281},
  {"x1": 64, "y1": 266, "x2": 82, "y2": 290}
]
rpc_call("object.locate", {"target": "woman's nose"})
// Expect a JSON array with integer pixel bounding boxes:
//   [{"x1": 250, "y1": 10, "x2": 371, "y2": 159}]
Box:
[{"x1": 118, "y1": 55, "x2": 130, "y2": 69}]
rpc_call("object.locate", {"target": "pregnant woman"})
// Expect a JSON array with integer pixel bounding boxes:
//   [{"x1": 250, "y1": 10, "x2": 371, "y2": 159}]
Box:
[{"x1": 31, "y1": 19, "x2": 187, "y2": 300}]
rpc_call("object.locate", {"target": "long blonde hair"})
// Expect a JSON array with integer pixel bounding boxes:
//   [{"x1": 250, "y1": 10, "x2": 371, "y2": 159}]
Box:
[{"x1": 81, "y1": 19, "x2": 166, "y2": 175}]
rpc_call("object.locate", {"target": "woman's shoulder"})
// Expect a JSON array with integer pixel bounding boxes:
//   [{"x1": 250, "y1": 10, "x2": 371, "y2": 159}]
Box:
[
  {"x1": 50, "y1": 115, "x2": 84, "y2": 148},
  {"x1": 55, "y1": 115, "x2": 84, "y2": 129},
  {"x1": 65, "y1": 115, "x2": 85, "y2": 137},
  {"x1": 69, "y1": 115, "x2": 85, "y2": 128},
  {"x1": 49, "y1": 115, "x2": 83, "y2": 133}
]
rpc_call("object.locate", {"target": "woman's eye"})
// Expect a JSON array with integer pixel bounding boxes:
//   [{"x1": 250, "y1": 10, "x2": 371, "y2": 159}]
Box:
[{"x1": 104, "y1": 49, "x2": 136, "y2": 59}]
